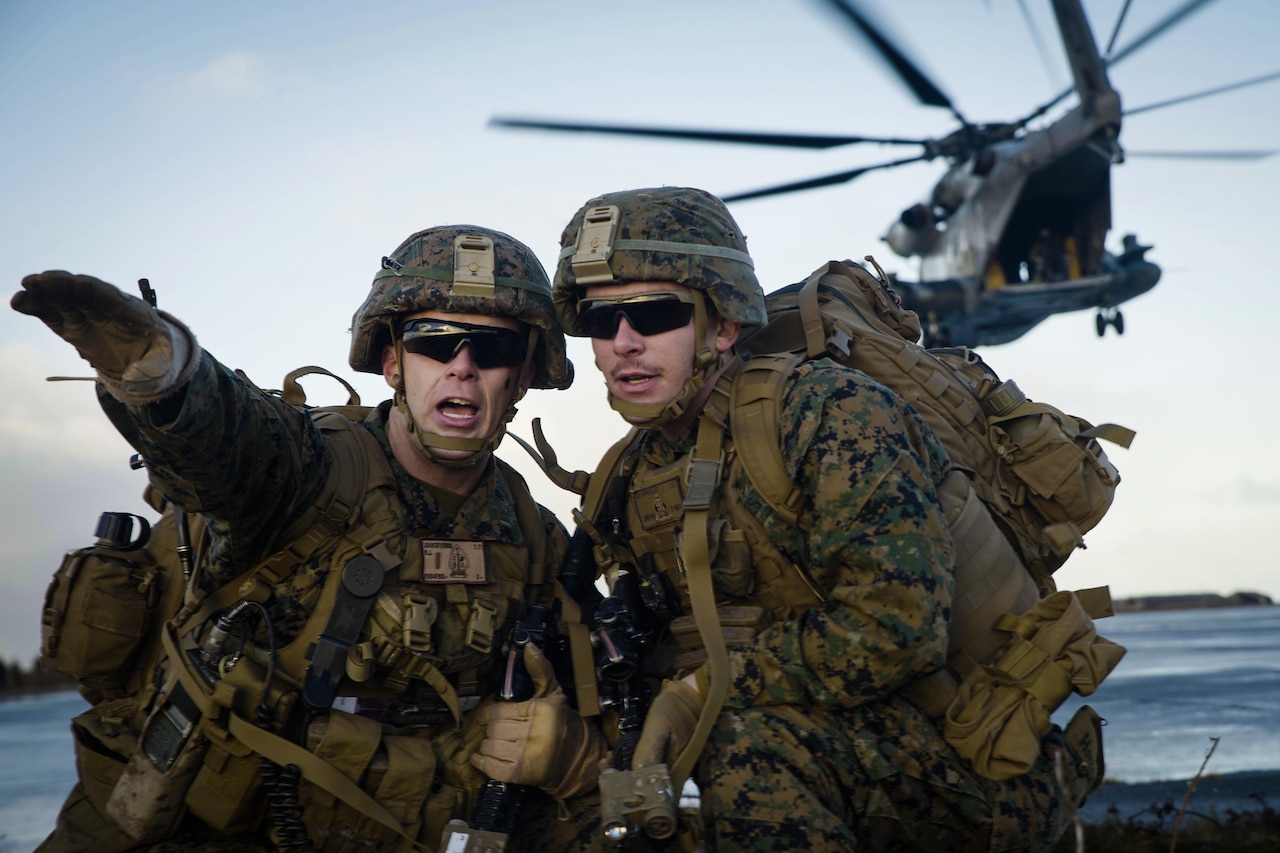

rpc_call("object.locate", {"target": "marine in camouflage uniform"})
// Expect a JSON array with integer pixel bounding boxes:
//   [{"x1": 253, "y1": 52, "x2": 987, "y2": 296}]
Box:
[
  {"x1": 547, "y1": 187, "x2": 1098, "y2": 851},
  {"x1": 13, "y1": 225, "x2": 605, "y2": 853}
]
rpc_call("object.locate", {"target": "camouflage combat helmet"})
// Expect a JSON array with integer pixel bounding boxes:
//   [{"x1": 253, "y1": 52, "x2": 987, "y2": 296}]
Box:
[
  {"x1": 351, "y1": 224, "x2": 572, "y2": 390},
  {"x1": 351, "y1": 225, "x2": 571, "y2": 465},
  {"x1": 552, "y1": 186, "x2": 766, "y2": 335},
  {"x1": 553, "y1": 187, "x2": 764, "y2": 428}
]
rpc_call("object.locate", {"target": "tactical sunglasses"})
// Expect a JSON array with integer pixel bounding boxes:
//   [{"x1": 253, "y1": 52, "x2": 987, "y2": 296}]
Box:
[
  {"x1": 577, "y1": 290, "x2": 696, "y2": 340},
  {"x1": 400, "y1": 318, "x2": 528, "y2": 369}
]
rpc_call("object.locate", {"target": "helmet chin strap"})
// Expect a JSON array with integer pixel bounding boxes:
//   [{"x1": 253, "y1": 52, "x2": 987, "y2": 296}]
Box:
[
  {"x1": 392, "y1": 330, "x2": 537, "y2": 469},
  {"x1": 607, "y1": 293, "x2": 722, "y2": 431}
]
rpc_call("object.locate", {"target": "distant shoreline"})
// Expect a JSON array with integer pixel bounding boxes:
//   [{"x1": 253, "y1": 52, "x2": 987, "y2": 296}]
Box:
[
  {"x1": 1113, "y1": 592, "x2": 1274, "y2": 613},
  {"x1": 1080, "y1": 768, "x2": 1280, "y2": 824}
]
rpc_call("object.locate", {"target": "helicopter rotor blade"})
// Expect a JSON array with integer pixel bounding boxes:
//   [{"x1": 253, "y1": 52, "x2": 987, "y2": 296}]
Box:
[
  {"x1": 488, "y1": 117, "x2": 929, "y2": 150},
  {"x1": 721, "y1": 154, "x2": 929, "y2": 202},
  {"x1": 1016, "y1": 0, "x2": 1221, "y2": 131},
  {"x1": 1104, "y1": 0, "x2": 1220, "y2": 68},
  {"x1": 1102, "y1": 0, "x2": 1134, "y2": 60},
  {"x1": 1124, "y1": 70, "x2": 1280, "y2": 117},
  {"x1": 817, "y1": 0, "x2": 966, "y2": 126},
  {"x1": 1016, "y1": 0, "x2": 1064, "y2": 91},
  {"x1": 1125, "y1": 150, "x2": 1276, "y2": 161}
]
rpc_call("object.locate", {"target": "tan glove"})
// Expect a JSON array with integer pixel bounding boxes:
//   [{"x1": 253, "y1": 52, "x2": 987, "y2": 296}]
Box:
[
  {"x1": 633, "y1": 677, "x2": 704, "y2": 770},
  {"x1": 470, "y1": 644, "x2": 606, "y2": 799},
  {"x1": 11, "y1": 271, "x2": 193, "y2": 396}
]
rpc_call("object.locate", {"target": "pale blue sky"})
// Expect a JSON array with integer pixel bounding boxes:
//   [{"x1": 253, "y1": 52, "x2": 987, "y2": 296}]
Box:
[{"x1": 2, "y1": 0, "x2": 1278, "y2": 663}]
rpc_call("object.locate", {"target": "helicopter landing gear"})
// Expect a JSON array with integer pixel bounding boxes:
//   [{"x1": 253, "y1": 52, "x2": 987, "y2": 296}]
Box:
[{"x1": 1095, "y1": 307, "x2": 1124, "y2": 337}]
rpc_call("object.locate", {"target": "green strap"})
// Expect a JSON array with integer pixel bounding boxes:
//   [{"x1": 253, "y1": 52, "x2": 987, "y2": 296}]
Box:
[
  {"x1": 1081, "y1": 423, "x2": 1136, "y2": 449},
  {"x1": 226, "y1": 712, "x2": 427, "y2": 851},
  {"x1": 670, "y1": 412, "x2": 730, "y2": 787}
]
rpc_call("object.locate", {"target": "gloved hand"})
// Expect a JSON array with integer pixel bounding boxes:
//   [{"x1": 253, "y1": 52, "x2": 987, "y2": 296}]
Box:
[
  {"x1": 632, "y1": 676, "x2": 704, "y2": 770},
  {"x1": 11, "y1": 271, "x2": 181, "y2": 386},
  {"x1": 470, "y1": 644, "x2": 606, "y2": 800}
]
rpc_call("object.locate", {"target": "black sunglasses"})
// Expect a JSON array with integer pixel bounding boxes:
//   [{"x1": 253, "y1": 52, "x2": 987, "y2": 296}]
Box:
[
  {"x1": 577, "y1": 291, "x2": 696, "y2": 340},
  {"x1": 400, "y1": 318, "x2": 528, "y2": 369}
]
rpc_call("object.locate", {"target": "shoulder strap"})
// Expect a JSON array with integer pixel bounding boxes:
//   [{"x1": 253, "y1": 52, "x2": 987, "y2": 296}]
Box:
[
  {"x1": 243, "y1": 409, "x2": 393, "y2": 594},
  {"x1": 728, "y1": 352, "x2": 807, "y2": 526},
  {"x1": 497, "y1": 455, "x2": 602, "y2": 716},
  {"x1": 577, "y1": 427, "x2": 644, "y2": 540},
  {"x1": 493, "y1": 457, "x2": 551, "y2": 589}
]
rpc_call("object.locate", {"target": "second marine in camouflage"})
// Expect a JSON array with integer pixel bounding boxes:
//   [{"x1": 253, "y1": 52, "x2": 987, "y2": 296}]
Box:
[{"x1": 549, "y1": 186, "x2": 1102, "y2": 851}]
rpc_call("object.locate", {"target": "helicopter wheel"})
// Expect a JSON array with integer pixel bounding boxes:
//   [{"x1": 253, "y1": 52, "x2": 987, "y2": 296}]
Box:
[{"x1": 1096, "y1": 308, "x2": 1123, "y2": 337}]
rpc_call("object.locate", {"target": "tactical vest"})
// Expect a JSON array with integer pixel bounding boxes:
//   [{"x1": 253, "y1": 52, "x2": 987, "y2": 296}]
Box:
[{"x1": 42, "y1": 405, "x2": 559, "y2": 853}]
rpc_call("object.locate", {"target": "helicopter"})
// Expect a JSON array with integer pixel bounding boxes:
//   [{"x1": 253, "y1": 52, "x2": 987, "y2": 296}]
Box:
[{"x1": 490, "y1": 0, "x2": 1278, "y2": 348}]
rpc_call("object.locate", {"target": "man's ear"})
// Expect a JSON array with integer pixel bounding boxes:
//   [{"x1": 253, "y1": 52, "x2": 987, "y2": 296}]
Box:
[
  {"x1": 713, "y1": 313, "x2": 741, "y2": 354},
  {"x1": 381, "y1": 344, "x2": 401, "y2": 389}
]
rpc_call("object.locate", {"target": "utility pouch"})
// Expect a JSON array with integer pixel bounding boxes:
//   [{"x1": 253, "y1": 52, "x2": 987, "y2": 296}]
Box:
[
  {"x1": 184, "y1": 716, "x2": 264, "y2": 833},
  {"x1": 988, "y1": 400, "x2": 1131, "y2": 562},
  {"x1": 668, "y1": 605, "x2": 770, "y2": 672},
  {"x1": 298, "y1": 710, "x2": 437, "y2": 851},
  {"x1": 941, "y1": 590, "x2": 1126, "y2": 780},
  {"x1": 40, "y1": 512, "x2": 159, "y2": 693},
  {"x1": 68, "y1": 698, "x2": 141, "y2": 817}
]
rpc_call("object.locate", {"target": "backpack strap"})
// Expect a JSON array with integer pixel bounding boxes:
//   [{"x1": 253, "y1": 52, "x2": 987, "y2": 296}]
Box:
[
  {"x1": 728, "y1": 352, "x2": 808, "y2": 527},
  {"x1": 670, "y1": 409, "x2": 730, "y2": 788}
]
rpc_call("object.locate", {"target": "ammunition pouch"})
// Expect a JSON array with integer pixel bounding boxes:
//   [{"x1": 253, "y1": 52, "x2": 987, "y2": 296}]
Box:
[{"x1": 940, "y1": 590, "x2": 1126, "y2": 780}]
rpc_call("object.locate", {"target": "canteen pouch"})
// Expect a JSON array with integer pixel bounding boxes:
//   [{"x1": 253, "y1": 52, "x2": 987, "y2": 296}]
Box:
[
  {"x1": 942, "y1": 590, "x2": 1126, "y2": 780},
  {"x1": 40, "y1": 535, "x2": 160, "y2": 693},
  {"x1": 298, "y1": 709, "x2": 438, "y2": 852}
]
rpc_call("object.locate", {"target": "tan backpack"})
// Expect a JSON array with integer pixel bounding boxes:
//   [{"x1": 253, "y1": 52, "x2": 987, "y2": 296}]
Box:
[
  {"x1": 735, "y1": 258, "x2": 1135, "y2": 589},
  {"x1": 728, "y1": 259, "x2": 1131, "y2": 779}
]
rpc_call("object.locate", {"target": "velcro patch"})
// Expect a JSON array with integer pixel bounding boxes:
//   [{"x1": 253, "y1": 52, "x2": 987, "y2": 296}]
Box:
[{"x1": 420, "y1": 540, "x2": 487, "y2": 584}]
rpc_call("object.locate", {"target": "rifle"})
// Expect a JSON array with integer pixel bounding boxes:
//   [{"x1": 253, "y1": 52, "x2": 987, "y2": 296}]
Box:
[
  {"x1": 593, "y1": 568, "x2": 684, "y2": 850},
  {"x1": 439, "y1": 603, "x2": 554, "y2": 852}
]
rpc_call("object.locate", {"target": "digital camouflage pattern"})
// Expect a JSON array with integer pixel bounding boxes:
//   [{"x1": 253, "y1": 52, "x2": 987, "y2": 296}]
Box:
[
  {"x1": 350, "y1": 224, "x2": 572, "y2": 389},
  {"x1": 697, "y1": 702, "x2": 1085, "y2": 851},
  {"x1": 97, "y1": 351, "x2": 564, "y2": 647},
  {"x1": 575, "y1": 358, "x2": 1092, "y2": 851},
  {"x1": 552, "y1": 186, "x2": 767, "y2": 334}
]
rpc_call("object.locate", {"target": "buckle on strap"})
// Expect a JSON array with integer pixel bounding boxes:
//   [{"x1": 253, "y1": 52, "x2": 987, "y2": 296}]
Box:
[{"x1": 685, "y1": 456, "x2": 723, "y2": 510}]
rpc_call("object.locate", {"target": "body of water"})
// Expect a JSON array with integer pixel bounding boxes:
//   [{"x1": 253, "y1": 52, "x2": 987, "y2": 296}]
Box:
[{"x1": 1, "y1": 605, "x2": 1277, "y2": 851}]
